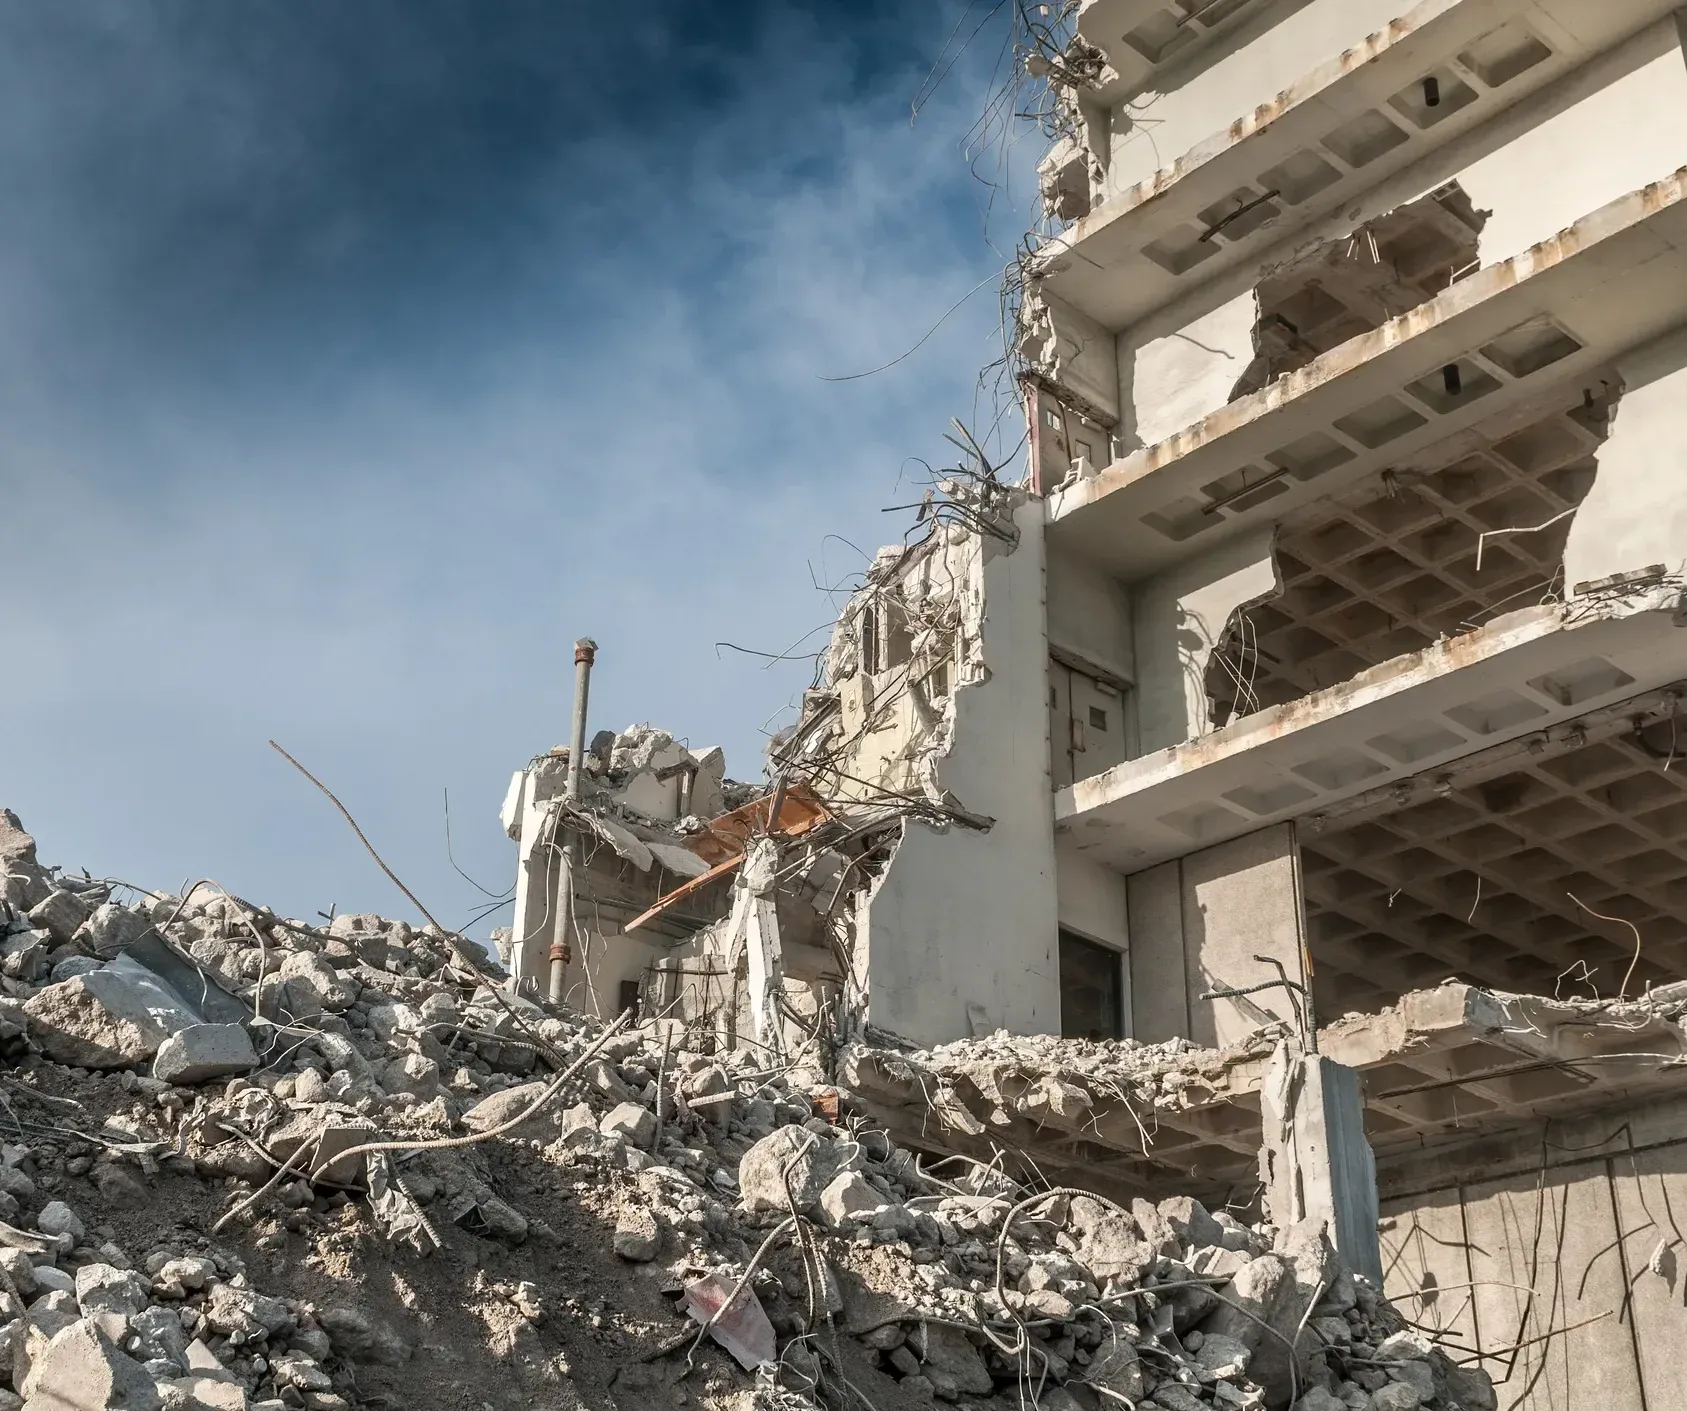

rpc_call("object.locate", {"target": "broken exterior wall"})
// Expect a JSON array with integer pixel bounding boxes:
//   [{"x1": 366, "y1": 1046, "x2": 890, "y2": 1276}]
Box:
[
  {"x1": 503, "y1": 728, "x2": 737, "y2": 1016},
  {"x1": 1131, "y1": 523, "x2": 1279, "y2": 753},
  {"x1": 1564, "y1": 325, "x2": 1687, "y2": 593},
  {"x1": 819, "y1": 496, "x2": 1063, "y2": 1046}
]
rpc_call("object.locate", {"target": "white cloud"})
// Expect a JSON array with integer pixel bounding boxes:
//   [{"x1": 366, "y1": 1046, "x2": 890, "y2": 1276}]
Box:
[{"x1": 0, "y1": 4, "x2": 1037, "y2": 936}]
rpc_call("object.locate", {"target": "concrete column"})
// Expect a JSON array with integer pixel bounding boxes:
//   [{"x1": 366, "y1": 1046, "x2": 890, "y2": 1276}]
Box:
[{"x1": 1260, "y1": 1041, "x2": 1383, "y2": 1288}]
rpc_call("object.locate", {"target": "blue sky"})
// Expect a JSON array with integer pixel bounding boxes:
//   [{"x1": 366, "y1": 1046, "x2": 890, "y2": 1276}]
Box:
[{"x1": 0, "y1": 1, "x2": 1035, "y2": 938}]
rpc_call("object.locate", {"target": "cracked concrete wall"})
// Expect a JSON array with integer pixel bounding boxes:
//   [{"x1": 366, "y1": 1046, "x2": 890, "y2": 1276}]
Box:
[
  {"x1": 1564, "y1": 326, "x2": 1687, "y2": 595},
  {"x1": 1131, "y1": 524, "x2": 1280, "y2": 755},
  {"x1": 1021, "y1": 289, "x2": 1121, "y2": 426},
  {"x1": 853, "y1": 500, "x2": 1062, "y2": 1045}
]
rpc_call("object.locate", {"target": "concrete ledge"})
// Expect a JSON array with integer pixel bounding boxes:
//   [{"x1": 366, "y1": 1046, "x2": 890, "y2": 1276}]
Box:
[{"x1": 1057, "y1": 598, "x2": 1687, "y2": 870}]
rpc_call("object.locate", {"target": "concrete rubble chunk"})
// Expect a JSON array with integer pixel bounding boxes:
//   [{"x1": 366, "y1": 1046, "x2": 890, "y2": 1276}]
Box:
[
  {"x1": 167, "y1": 1375, "x2": 250, "y2": 1410},
  {"x1": 1159, "y1": 1195, "x2": 1225, "y2": 1251},
  {"x1": 26, "y1": 890, "x2": 92, "y2": 946},
  {"x1": 22, "y1": 973, "x2": 182, "y2": 1069},
  {"x1": 36, "y1": 1201, "x2": 85, "y2": 1244},
  {"x1": 0, "y1": 809, "x2": 37, "y2": 867},
  {"x1": 76, "y1": 902, "x2": 153, "y2": 959},
  {"x1": 907, "y1": 1322, "x2": 992, "y2": 1396},
  {"x1": 816, "y1": 1169, "x2": 882, "y2": 1227},
  {"x1": 737, "y1": 1126, "x2": 853, "y2": 1214},
  {"x1": 597, "y1": 1101, "x2": 656, "y2": 1150},
  {"x1": 460, "y1": 1081, "x2": 556, "y2": 1134},
  {"x1": 73, "y1": 1263, "x2": 150, "y2": 1318},
  {"x1": 278, "y1": 951, "x2": 358, "y2": 1011},
  {"x1": 203, "y1": 1285, "x2": 291, "y2": 1340},
  {"x1": 153, "y1": 1024, "x2": 257, "y2": 1085},
  {"x1": 20, "y1": 1318, "x2": 162, "y2": 1410}
]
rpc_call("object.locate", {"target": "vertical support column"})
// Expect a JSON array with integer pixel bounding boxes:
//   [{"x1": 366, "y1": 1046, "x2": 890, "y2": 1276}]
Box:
[{"x1": 1260, "y1": 1041, "x2": 1382, "y2": 1288}]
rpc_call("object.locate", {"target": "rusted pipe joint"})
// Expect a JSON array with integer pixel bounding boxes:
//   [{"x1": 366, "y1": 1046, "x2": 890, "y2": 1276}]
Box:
[{"x1": 574, "y1": 638, "x2": 597, "y2": 666}]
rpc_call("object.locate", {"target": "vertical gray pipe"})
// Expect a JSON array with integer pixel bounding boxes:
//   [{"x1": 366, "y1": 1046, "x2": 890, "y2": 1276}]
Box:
[{"x1": 549, "y1": 638, "x2": 597, "y2": 1005}]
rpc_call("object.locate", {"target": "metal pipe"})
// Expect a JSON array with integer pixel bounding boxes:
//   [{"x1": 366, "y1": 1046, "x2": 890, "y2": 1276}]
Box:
[{"x1": 549, "y1": 638, "x2": 597, "y2": 1005}]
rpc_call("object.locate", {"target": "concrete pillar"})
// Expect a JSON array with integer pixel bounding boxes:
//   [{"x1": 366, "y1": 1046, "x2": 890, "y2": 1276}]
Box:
[{"x1": 1260, "y1": 1041, "x2": 1383, "y2": 1288}]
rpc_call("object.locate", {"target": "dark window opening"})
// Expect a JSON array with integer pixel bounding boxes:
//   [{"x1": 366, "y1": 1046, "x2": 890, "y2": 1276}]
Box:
[
  {"x1": 1088, "y1": 705, "x2": 1109, "y2": 731},
  {"x1": 1059, "y1": 929, "x2": 1123, "y2": 1040},
  {"x1": 881, "y1": 599, "x2": 914, "y2": 672}
]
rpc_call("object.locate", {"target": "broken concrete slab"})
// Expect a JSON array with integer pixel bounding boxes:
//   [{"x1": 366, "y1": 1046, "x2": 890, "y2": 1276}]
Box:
[
  {"x1": 21, "y1": 972, "x2": 190, "y2": 1069},
  {"x1": 19, "y1": 1318, "x2": 162, "y2": 1411}
]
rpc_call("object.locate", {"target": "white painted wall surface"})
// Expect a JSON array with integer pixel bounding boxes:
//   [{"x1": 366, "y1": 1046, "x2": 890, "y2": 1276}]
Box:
[
  {"x1": 1103, "y1": 0, "x2": 1428, "y2": 200},
  {"x1": 1120, "y1": 290, "x2": 1256, "y2": 452},
  {"x1": 1564, "y1": 329, "x2": 1687, "y2": 593},
  {"x1": 1131, "y1": 525, "x2": 1279, "y2": 754},
  {"x1": 1456, "y1": 21, "x2": 1687, "y2": 265},
  {"x1": 1047, "y1": 550, "x2": 1135, "y2": 683},
  {"x1": 855, "y1": 501, "x2": 1062, "y2": 1044},
  {"x1": 1055, "y1": 831, "x2": 1131, "y2": 954}
]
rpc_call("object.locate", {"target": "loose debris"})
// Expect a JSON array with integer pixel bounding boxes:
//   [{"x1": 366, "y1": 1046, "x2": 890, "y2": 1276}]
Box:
[{"x1": 0, "y1": 807, "x2": 1492, "y2": 1411}]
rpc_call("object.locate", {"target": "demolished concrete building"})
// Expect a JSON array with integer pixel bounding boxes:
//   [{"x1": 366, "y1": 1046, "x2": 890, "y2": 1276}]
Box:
[{"x1": 497, "y1": 4, "x2": 1687, "y2": 1406}]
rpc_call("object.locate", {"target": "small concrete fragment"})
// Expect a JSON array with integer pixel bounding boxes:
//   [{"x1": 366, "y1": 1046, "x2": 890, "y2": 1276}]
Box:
[
  {"x1": 26, "y1": 891, "x2": 91, "y2": 946},
  {"x1": 461, "y1": 1081, "x2": 550, "y2": 1134},
  {"x1": 816, "y1": 1169, "x2": 882, "y2": 1227},
  {"x1": 153, "y1": 1024, "x2": 257, "y2": 1085},
  {"x1": 35, "y1": 1201, "x2": 85, "y2": 1244},
  {"x1": 612, "y1": 1206, "x2": 660, "y2": 1262}
]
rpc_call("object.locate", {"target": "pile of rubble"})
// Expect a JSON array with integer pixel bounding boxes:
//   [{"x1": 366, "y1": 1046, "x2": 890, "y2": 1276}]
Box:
[{"x1": 0, "y1": 807, "x2": 1491, "y2": 1411}]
